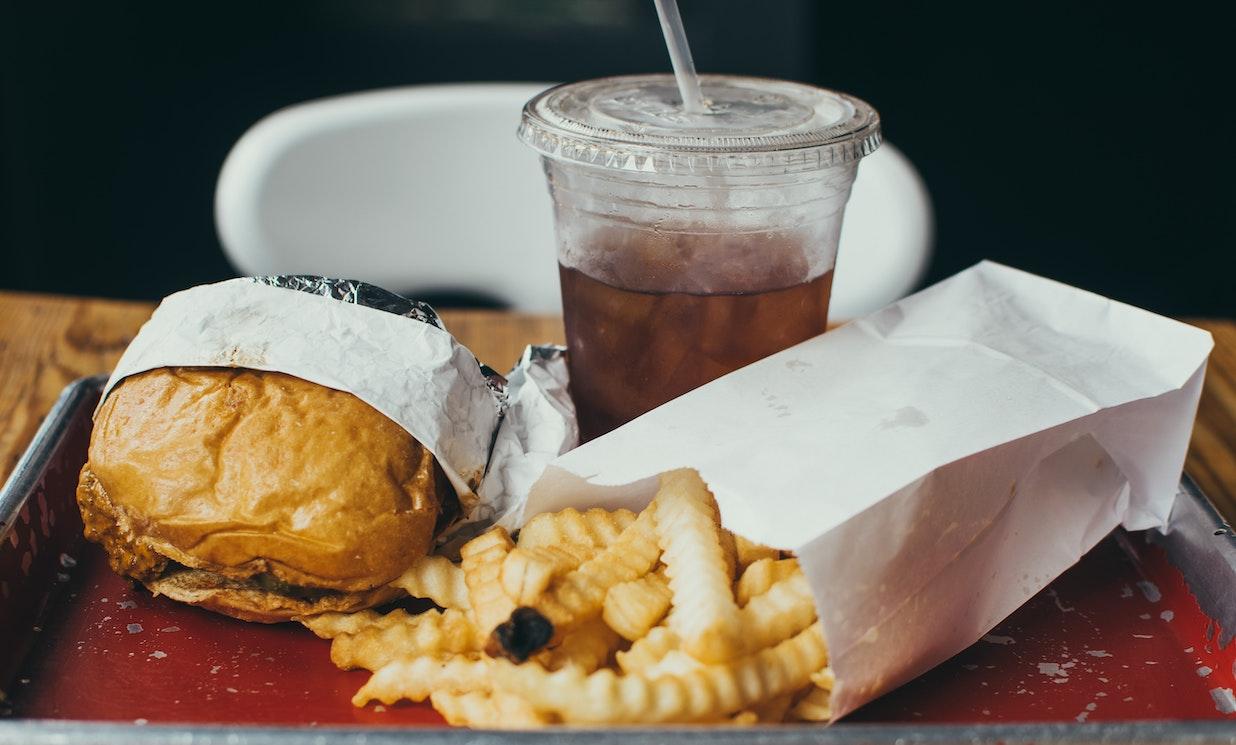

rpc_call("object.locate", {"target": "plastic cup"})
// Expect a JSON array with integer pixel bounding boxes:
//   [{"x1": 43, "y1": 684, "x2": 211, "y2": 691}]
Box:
[{"x1": 519, "y1": 74, "x2": 881, "y2": 441}]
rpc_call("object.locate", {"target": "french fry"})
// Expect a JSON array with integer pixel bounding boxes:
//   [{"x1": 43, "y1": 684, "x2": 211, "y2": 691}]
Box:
[
  {"x1": 639, "y1": 649, "x2": 703, "y2": 680},
  {"x1": 430, "y1": 690, "x2": 552, "y2": 728},
  {"x1": 603, "y1": 571, "x2": 672, "y2": 641},
  {"x1": 734, "y1": 534, "x2": 781, "y2": 568},
  {"x1": 790, "y1": 667, "x2": 835, "y2": 722},
  {"x1": 353, "y1": 655, "x2": 493, "y2": 706},
  {"x1": 517, "y1": 507, "x2": 636, "y2": 552},
  {"x1": 330, "y1": 608, "x2": 481, "y2": 671},
  {"x1": 502, "y1": 508, "x2": 641, "y2": 613},
  {"x1": 733, "y1": 693, "x2": 795, "y2": 725},
  {"x1": 304, "y1": 607, "x2": 457, "y2": 641},
  {"x1": 735, "y1": 558, "x2": 800, "y2": 606},
  {"x1": 460, "y1": 527, "x2": 517, "y2": 636},
  {"x1": 810, "y1": 667, "x2": 836, "y2": 690},
  {"x1": 314, "y1": 480, "x2": 836, "y2": 729},
  {"x1": 729, "y1": 710, "x2": 759, "y2": 725},
  {"x1": 500, "y1": 545, "x2": 586, "y2": 606},
  {"x1": 545, "y1": 618, "x2": 621, "y2": 672},
  {"x1": 736, "y1": 571, "x2": 817, "y2": 653},
  {"x1": 389, "y1": 554, "x2": 471, "y2": 611},
  {"x1": 615, "y1": 624, "x2": 680, "y2": 674},
  {"x1": 719, "y1": 529, "x2": 738, "y2": 580},
  {"x1": 752, "y1": 693, "x2": 796, "y2": 723},
  {"x1": 655, "y1": 469, "x2": 743, "y2": 663},
  {"x1": 789, "y1": 684, "x2": 832, "y2": 722},
  {"x1": 493, "y1": 507, "x2": 660, "y2": 660},
  {"x1": 534, "y1": 507, "x2": 660, "y2": 627},
  {"x1": 299, "y1": 609, "x2": 386, "y2": 639},
  {"x1": 614, "y1": 569, "x2": 814, "y2": 672},
  {"x1": 491, "y1": 622, "x2": 828, "y2": 724}
]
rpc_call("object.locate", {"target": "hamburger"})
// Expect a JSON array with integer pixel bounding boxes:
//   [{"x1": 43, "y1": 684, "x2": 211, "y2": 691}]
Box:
[{"x1": 75, "y1": 366, "x2": 453, "y2": 622}]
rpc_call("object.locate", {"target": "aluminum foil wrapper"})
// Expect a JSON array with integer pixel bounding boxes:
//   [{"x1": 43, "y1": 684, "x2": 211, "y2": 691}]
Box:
[
  {"x1": 250, "y1": 275, "x2": 444, "y2": 328},
  {"x1": 251, "y1": 276, "x2": 509, "y2": 404},
  {"x1": 484, "y1": 344, "x2": 577, "y2": 531},
  {"x1": 98, "y1": 275, "x2": 569, "y2": 540}
]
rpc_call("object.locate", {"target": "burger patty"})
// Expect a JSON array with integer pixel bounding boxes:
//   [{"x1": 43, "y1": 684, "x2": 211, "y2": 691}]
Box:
[
  {"x1": 156, "y1": 562, "x2": 344, "y2": 601},
  {"x1": 144, "y1": 564, "x2": 405, "y2": 623}
]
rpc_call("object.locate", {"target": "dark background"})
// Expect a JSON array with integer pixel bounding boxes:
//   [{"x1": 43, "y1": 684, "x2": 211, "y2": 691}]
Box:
[{"x1": 2, "y1": 0, "x2": 1232, "y2": 316}]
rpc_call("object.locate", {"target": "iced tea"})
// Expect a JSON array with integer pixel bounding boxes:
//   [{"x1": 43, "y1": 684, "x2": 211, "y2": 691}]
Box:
[
  {"x1": 521, "y1": 76, "x2": 878, "y2": 441},
  {"x1": 561, "y1": 264, "x2": 834, "y2": 441}
]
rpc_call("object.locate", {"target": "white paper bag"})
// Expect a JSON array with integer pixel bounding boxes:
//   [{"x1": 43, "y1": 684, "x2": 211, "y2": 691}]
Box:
[{"x1": 522, "y1": 261, "x2": 1213, "y2": 718}]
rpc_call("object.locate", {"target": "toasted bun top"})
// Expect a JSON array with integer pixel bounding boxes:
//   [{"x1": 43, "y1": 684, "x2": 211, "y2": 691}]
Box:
[{"x1": 85, "y1": 367, "x2": 440, "y2": 591}]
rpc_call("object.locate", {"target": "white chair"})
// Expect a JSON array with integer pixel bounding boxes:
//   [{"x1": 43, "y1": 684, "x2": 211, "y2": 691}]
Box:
[{"x1": 216, "y1": 83, "x2": 933, "y2": 318}]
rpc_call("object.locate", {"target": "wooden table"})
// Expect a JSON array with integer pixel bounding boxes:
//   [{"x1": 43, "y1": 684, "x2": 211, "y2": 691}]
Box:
[{"x1": 1, "y1": 290, "x2": 1233, "y2": 523}]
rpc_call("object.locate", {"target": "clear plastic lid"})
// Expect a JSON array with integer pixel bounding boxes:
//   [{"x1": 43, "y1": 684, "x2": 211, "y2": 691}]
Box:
[{"x1": 519, "y1": 74, "x2": 881, "y2": 176}]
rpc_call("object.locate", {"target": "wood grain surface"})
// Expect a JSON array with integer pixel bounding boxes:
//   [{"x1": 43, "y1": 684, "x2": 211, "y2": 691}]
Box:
[
  {"x1": 0, "y1": 290, "x2": 1231, "y2": 524},
  {"x1": 1188, "y1": 319, "x2": 1236, "y2": 522}
]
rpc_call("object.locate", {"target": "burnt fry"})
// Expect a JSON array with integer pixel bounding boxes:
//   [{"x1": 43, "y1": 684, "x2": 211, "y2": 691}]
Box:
[{"x1": 485, "y1": 606, "x2": 555, "y2": 663}]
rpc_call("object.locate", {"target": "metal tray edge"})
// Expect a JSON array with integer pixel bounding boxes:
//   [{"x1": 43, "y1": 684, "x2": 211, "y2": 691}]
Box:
[
  {"x1": 0, "y1": 375, "x2": 105, "y2": 546},
  {"x1": 1152, "y1": 475, "x2": 1236, "y2": 645},
  {"x1": 1, "y1": 718, "x2": 1235, "y2": 745}
]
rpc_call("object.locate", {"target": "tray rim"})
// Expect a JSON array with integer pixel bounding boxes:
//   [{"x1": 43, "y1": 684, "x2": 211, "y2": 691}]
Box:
[
  {"x1": 2, "y1": 718, "x2": 1236, "y2": 745},
  {"x1": 0, "y1": 374, "x2": 106, "y2": 546},
  {"x1": 2, "y1": 375, "x2": 1235, "y2": 744}
]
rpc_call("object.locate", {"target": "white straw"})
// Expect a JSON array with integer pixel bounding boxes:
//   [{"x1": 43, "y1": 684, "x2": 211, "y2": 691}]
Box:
[{"x1": 653, "y1": 0, "x2": 706, "y2": 114}]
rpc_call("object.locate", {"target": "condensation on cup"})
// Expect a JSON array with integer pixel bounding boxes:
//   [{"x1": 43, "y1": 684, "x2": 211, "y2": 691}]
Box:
[{"x1": 520, "y1": 74, "x2": 881, "y2": 442}]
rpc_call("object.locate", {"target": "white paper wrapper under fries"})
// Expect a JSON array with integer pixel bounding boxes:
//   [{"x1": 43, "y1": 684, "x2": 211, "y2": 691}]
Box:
[{"x1": 521, "y1": 261, "x2": 1214, "y2": 719}]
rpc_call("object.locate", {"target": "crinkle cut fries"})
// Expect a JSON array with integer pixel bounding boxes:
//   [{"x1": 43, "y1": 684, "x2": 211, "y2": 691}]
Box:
[{"x1": 300, "y1": 469, "x2": 833, "y2": 726}]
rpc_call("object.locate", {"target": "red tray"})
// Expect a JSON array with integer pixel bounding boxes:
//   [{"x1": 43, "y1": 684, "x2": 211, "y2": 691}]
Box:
[{"x1": 2, "y1": 377, "x2": 1235, "y2": 744}]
